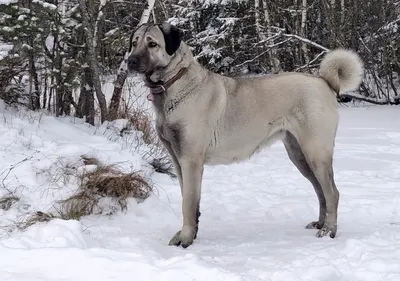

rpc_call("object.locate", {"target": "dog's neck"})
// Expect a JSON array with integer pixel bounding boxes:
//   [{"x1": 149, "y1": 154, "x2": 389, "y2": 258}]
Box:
[
  {"x1": 144, "y1": 67, "x2": 188, "y2": 95},
  {"x1": 144, "y1": 42, "x2": 195, "y2": 95}
]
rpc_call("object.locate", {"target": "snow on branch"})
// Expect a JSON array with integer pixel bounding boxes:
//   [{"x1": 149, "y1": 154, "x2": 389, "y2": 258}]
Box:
[{"x1": 281, "y1": 33, "x2": 329, "y2": 52}]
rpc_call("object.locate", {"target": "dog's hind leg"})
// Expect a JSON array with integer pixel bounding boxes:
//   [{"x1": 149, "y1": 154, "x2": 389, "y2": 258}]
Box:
[
  {"x1": 282, "y1": 131, "x2": 326, "y2": 229},
  {"x1": 298, "y1": 133, "x2": 339, "y2": 238}
]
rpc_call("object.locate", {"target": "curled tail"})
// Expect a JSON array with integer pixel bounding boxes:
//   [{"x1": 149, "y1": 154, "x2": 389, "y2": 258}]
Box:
[{"x1": 319, "y1": 48, "x2": 364, "y2": 94}]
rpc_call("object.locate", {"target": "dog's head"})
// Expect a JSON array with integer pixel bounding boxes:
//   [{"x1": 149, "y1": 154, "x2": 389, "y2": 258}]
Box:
[{"x1": 126, "y1": 22, "x2": 184, "y2": 76}]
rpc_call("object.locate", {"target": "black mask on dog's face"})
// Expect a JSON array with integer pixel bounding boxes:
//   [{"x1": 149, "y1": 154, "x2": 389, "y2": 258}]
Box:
[{"x1": 127, "y1": 22, "x2": 183, "y2": 75}]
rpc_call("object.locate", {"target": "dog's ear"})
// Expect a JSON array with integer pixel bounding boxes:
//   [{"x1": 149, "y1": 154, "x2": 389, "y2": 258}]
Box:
[{"x1": 159, "y1": 22, "x2": 183, "y2": 56}]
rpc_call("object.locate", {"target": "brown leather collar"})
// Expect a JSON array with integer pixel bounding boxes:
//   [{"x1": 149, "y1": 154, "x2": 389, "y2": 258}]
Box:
[{"x1": 145, "y1": 67, "x2": 188, "y2": 95}]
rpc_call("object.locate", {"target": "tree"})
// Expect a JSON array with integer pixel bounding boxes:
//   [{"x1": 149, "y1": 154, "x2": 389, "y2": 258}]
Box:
[
  {"x1": 78, "y1": 0, "x2": 108, "y2": 123},
  {"x1": 108, "y1": 0, "x2": 156, "y2": 121}
]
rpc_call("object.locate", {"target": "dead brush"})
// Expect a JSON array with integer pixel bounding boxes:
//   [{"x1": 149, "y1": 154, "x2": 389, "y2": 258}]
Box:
[
  {"x1": 56, "y1": 157, "x2": 153, "y2": 219},
  {"x1": 19, "y1": 211, "x2": 56, "y2": 230},
  {"x1": 118, "y1": 109, "x2": 176, "y2": 178},
  {"x1": 0, "y1": 194, "x2": 20, "y2": 211},
  {"x1": 15, "y1": 157, "x2": 154, "y2": 230},
  {"x1": 120, "y1": 108, "x2": 154, "y2": 145}
]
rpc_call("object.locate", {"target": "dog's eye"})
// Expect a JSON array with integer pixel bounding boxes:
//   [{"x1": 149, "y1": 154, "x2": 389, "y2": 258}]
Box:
[
  {"x1": 132, "y1": 41, "x2": 137, "y2": 47},
  {"x1": 148, "y1": 42, "x2": 157, "y2": 48}
]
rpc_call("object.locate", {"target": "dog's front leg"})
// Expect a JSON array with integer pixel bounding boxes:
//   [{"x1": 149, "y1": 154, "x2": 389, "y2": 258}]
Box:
[{"x1": 169, "y1": 157, "x2": 204, "y2": 248}]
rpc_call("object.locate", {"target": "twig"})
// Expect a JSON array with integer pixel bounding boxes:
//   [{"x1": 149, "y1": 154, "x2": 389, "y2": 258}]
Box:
[
  {"x1": 234, "y1": 39, "x2": 292, "y2": 68},
  {"x1": 294, "y1": 51, "x2": 327, "y2": 72},
  {"x1": 0, "y1": 151, "x2": 38, "y2": 193}
]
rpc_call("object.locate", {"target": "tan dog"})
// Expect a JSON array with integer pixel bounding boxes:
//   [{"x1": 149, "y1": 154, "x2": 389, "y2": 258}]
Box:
[{"x1": 127, "y1": 22, "x2": 364, "y2": 248}]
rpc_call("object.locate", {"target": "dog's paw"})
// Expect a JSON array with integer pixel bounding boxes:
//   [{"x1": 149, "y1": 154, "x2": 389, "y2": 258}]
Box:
[
  {"x1": 168, "y1": 227, "x2": 196, "y2": 248},
  {"x1": 315, "y1": 224, "x2": 337, "y2": 238},
  {"x1": 305, "y1": 221, "x2": 324, "y2": 229}
]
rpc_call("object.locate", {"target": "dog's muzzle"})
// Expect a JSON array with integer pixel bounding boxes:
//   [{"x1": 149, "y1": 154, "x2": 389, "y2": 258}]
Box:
[
  {"x1": 127, "y1": 55, "x2": 149, "y2": 74},
  {"x1": 127, "y1": 56, "x2": 139, "y2": 72}
]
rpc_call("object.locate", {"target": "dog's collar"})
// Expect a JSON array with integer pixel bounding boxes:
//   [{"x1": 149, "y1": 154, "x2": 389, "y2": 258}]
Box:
[{"x1": 145, "y1": 67, "x2": 188, "y2": 95}]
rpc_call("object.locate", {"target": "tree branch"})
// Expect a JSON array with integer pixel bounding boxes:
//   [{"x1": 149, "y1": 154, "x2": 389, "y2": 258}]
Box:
[
  {"x1": 340, "y1": 93, "x2": 400, "y2": 105},
  {"x1": 282, "y1": 33, "x2": 329, "y2": 51}
]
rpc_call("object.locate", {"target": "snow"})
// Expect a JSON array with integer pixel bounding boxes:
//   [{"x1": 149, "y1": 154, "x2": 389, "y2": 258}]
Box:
[
  {"x1": 0, "y1": 0, "x2": 17, "y2": 4},
  {"x1": 104, "y1": 27, "x2": 119, "y2": 37},
  {"x1": 31, "y1": 0, "x2": 57, "y2": 10},
  {"x1": 0, "y1": 43, "x2": 13, "y2": 60},
  {"x1": 1, "y1": 100, "x2": 400, "y2": 280}
]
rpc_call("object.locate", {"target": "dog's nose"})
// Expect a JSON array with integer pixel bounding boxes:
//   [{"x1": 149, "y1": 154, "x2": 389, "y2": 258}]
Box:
[{"x1": 127, "y1": 56, "x2": 138, "y2": 70}]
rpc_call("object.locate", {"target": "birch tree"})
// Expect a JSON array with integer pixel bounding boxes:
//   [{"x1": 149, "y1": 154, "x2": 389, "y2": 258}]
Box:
[
  {"x1": 300, "y1": 0, "x2": 310, "y2": 64},
  {"x1": 108, "y1": 0, "x2": 156, "y2": 121}
]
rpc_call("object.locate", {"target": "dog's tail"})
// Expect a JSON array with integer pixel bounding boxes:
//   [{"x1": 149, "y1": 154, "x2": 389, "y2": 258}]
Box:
[{"x1": 319, "y1": 48, "x2": 364, "y2": 94}]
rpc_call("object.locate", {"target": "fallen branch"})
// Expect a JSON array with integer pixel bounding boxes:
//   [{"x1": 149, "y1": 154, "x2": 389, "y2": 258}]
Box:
[{"x1": 340, "y1": 93, "x2": 400, "y2": 105}]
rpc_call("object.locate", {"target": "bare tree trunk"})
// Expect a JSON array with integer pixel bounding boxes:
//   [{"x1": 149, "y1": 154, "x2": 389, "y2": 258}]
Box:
[
  {"x1": 47, "y1": 82, "x2": 53, "y2": 111},
  {"x1": 43, "y1": 76, "x2": 47, "y2": 110},
  {"x1": 108, "y1": 63, "x2": 127, "y2": 120},
  {"x1": 93, "y1": 0, "x2": 107, "y2": 50},
  {"x1": 55, "y1": 53, "x2": 63, "y2": 117},
  {"x1": 28, "y1": 48, "x2": 40, "y2": 110},
  {"x1": 300, "y1": 0, "x2": 310, "y2": 64},
  {"x1": 76, "y1": 84, "x2": 85, "y2": 119},
  {"x1": 254, "y1": 0, "x2": 265, "y2": 41},
  {"x1": 262, "y1": 0, "x2": 280, "y2": 73},
  {"x1": 152, "y1": 8, "x2": 156, "y2": 23},
  {"x1": 139, "y1": 0, "x2": 156, "y2": 23},
  {"x1": 341, "y1": 0, "x2": 345, "y2": 25},
  {"x1": 107, "y1": 0, "x2": 156, "y2": 121},
  {"x1": 78, "y1": 0, "x2": 108, "y2": 123},
  {"x1": 85, "y1": 74, "x2": 95, "y2": 125},
  {"x1": 292, "y1": 0, "x2": 300, "y2": 64},
  {"x1": 53, "y1": 24, "x2": 63, "y2": 117},
  {"x1": 79, "y1": 67, "x2": 95, "y2": 125},
  {"x1": 254, "y1": 0, "x2": 265, "y2": 69}
]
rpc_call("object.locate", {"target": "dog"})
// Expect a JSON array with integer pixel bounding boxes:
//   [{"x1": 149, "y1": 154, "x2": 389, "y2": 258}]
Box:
[{"x1": 127, "y1": 22, "x2": 364, "y2": 248}]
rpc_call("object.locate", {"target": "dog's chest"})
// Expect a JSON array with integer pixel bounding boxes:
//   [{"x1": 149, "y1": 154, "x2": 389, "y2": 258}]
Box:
[
  {"x1": 154, "y1": 100, "x2": 183, "y2": 152},
  {"x1": 152, "y1": 93, "x2": 165, "y2": 114}
]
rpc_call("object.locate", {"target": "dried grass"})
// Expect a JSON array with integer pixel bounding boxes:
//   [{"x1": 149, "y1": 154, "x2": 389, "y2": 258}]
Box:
[
  {"x1": 21, "y1": 211, "x2": 56, "y2": 230},
  {"x1": 112, "y1": 80, "x2": 176, "y2": 178},
  {"x1": 13, "y1": 156, "x2": 153, "y2": 231},
  {"x1": 118, "y1": 108, "x2": 176, "y2": 178},
  {"x1": 0, "y1": 195, "x2": 20, "y2": 211},
  {"x1": 122, "y1": 110, "x2": 154, "y2": 145},
  {"x1": 56, "y1": 157, "x2": 152, "y2": 219}
]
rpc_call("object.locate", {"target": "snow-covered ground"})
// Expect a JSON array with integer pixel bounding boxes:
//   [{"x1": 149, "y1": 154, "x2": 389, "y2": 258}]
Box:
[{"x1": 1, "y1": 101, "x2": 400, "y2": 281}]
